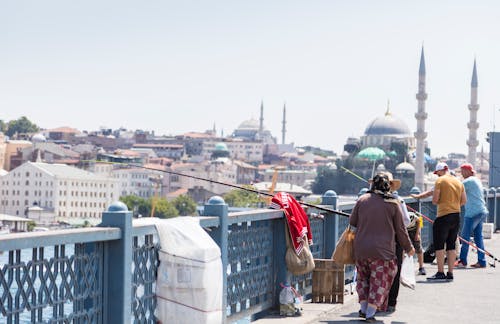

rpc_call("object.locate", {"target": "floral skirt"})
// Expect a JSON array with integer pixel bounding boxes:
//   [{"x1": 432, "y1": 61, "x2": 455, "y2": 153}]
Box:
[{"x1": 355, "y1": 258, "x2": 397, "y2": 311}]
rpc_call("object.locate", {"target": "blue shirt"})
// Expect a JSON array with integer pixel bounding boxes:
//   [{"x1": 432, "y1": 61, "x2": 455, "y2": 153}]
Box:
[{"x1": 462, "y1": 176, "x2": 488, "y2": 217}]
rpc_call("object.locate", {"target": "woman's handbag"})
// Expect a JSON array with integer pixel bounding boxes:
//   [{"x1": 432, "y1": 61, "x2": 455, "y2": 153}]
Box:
[
  {"x1": 284, "y1": 222, "x2": 315, "y2": 275},
  {"x1": 331, "y1": 226, "x2": 355, "y2": 264}
]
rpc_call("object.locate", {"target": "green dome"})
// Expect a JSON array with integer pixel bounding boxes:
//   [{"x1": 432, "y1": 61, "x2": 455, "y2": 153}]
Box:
[{"x1": 214, "y1": 142, "x2": 229, "y2": 152}]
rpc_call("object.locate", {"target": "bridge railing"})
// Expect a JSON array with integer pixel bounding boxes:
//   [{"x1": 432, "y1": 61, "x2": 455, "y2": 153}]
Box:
[{"x1": 2, "y1": 190, "x2": 500, "y2": 323}]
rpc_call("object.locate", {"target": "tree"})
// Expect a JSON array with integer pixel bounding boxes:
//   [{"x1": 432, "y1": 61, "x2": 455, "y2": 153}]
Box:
[
  {"x1": 0, "y1": 120, "x2": 6, "y2": 133},
  {"x1": 27, "y1": 221, "x2": 36, "y2": 232},
  {"x1": 120, "y1": 195, "x2": 148, "y2": 217},
  {"x1": 223, "y1": 186, "x2": 264, "y2": 207},
  {"x1": 6, "y1": 116, "x2": 39, "y2": 137},
  {"x1": 151, "y1": 198, "x2": 179, "y2": 218},
  {"x1": 312, "y1": 166, "x2": 336, "y2": 194},
  {"x1": 172, "y1": 195, "x2": 197, "y2": 216}
]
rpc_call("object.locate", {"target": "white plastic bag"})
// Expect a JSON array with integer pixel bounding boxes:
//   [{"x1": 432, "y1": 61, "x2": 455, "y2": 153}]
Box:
[
  {"x1": 279, "y1": 284, "x2": 295, "y2": 305},
  {"x1": 400, "y1": 254, "x2": 416, "y2": 290}
]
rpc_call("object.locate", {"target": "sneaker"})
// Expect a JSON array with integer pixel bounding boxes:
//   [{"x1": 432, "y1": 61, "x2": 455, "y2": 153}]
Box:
[
  {"x1": 427, "y1": 272, "x2": 447, "y2": 281},
  {"x1": 365, "y1": 316, "x2": 377, "y2": 323},
  {"x1": 470, "y1": 263, "x2": 486, "y2": 268},
  {"x1": 359, "y1": 310, "x2": 366, "y2": 318},
  {"x1": 454, "y1": 260, "x2": 467, "y2": 268},
  {"x1": 446, "y1": 272, "x2": 454, "y2": 281},
  {"x1": 418, "y1": 267, "x2": 426, "y2": 275},
  {"x1": 386, "y1": 305, "x2": 396, "y2": 313}
]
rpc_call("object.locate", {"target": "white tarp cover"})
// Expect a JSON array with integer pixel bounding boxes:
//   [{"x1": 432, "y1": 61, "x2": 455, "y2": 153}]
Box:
[{"x1": 136, "y1": 217, "x2": 223, "y2": 324}]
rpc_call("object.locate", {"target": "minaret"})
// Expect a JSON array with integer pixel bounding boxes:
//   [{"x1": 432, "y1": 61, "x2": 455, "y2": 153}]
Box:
[
  {"x1": 414, "y1": 46, "x2": 428, "y2": 190},
  {"x1": 281, "y1": 103, "x2": 287, "y2": 144},
  {"x1": 467, "y1": 59, "x2": 479, "y2": 167},
  {"x1": 259, "y1": 100, "x2": 264, "y2": 137}
]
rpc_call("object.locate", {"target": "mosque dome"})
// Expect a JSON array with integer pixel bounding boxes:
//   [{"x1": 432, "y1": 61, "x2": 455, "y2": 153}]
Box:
[
  {"x1": 396, "y1": 161, "x2": 416, "y2": 173},
  {"x1": 31, "y1": 134, "x2": 47, "y2": 143},
  {"x1": 214, "y1": 142, "x2": 229, "y2": 152},
  {"x1": 212, "y1": 142, "x2": 230, "y2": 159},
  {"x1": 364, "y1": 109, "x2": 410, "y2": 136},
  {"x1": 237, "y1": 119, "x2": 260, "y2": 130}
]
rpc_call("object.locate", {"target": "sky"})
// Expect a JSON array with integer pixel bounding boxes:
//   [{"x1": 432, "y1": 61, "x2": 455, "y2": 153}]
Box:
[{"x1": 2, "y1": 1, "x2": 500, "y2": 157}]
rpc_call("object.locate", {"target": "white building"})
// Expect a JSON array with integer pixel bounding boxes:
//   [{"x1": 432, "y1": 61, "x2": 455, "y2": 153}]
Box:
[
  {"x1": 0, "y1": 162, "x2": 118, "y2": 225},
  {"x1": 111, "y1": 167, "x2": 163, "y2": 198},
  {"x1": 91, "y1": 162, "x2": 167, "y2": 199},
  {"x1": 201, "y1": 140, "x2": 264, "y2": 163},
  {"x1": 261, "y1": 169, "x2": 316, "y2": 187}
]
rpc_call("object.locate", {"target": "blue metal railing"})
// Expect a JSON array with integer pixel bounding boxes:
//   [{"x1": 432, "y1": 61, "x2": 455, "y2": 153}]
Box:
[{"x1": 1, "y1": 190, "x2": 500, "y2": 323}]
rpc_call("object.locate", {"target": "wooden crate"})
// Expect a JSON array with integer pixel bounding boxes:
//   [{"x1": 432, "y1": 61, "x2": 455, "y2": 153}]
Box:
[{"x1": 312, "y1": 259, "x2": 344, "y2": 303}]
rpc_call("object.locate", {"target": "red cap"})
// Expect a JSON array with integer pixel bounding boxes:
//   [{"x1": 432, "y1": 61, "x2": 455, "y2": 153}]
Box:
[{"x1": 460, "y1": 163, "x2": 474, "y2": 172}]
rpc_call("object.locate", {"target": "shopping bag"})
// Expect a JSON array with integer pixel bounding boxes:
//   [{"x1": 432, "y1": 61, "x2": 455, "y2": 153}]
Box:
[
  {"x1": 331, "y1": 226, "x2": 355, "y2": 264},
  {"x1": 400, "y1": 254, "x2": 416, "y2": 290},
  {"x1": 284, "y1": 222, "x2": 315, "y2": 275}
]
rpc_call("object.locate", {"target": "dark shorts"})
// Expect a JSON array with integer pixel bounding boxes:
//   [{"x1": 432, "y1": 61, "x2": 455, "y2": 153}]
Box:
[
  {"x1": 433, "y1": 213, "x2": 460, "y2": 251},
  {"x1": 408, "y1": 229, "x2": 422, "y2": 253}
]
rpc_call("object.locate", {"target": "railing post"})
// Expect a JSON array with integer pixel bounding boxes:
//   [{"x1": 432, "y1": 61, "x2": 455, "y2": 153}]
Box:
[
  {"x1": 490, "y1": 187, "x2": 497, "y2": 224},
  {"x1": 203, "y1": 196, "x2": 228, "y2": 322},
  {"x1": 99, "y1": 201, "x2": 132, "y2": 324},
  {"x1": 496, "y1": 188, "x2": 500, "y2": 230},
  {"x1": 272, "y1": 214, "x2": 287, "y2": 308},
  {"x1": 322, "y1": 190, "x2": 338, "y2": 258}
]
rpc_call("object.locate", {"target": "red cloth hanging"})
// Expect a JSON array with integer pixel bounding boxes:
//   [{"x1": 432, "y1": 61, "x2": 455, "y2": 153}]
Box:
[{"x1": 270, "y1": 192, "x2": 313, "y2": 255}]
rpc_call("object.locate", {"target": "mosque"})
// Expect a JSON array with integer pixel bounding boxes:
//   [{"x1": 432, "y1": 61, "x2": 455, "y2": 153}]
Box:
[
  {"x1": 226, "y1": 47, "x2": 482, "y2": 192},
  {"x1": 230, "y1": 101, "x2": 284, "y2": 145},
  {"x1": 342, "y1": 47, "x2": 482, "y2": 191}
]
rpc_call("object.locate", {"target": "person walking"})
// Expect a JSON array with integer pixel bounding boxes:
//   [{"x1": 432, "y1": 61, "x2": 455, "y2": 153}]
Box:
[
  {"x1": 455, "y1": 163, "x2": 488, "y2": 268},
  {"x1": 386, "y1": 174, "x2": 411, "y2": 313},
  {"x1": 350, "y1": 173, "x2": 415, "y2": 322},
  {"x1": 427, "y1": 162, "x2": 466, "y2": 281}
]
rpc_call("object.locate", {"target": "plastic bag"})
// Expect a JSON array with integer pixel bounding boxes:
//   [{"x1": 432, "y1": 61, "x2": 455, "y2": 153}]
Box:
[
  {"x1": 279, "y1": 284, "x2": 295, "y2": 305},
  {"x1": 331, "y1": 226, "x2": 355, "y2": 264},
  {"x1": 400, "y1": 254, "x2": 416, "y2": 290},
  {"x1": 279, "y1": 283, "x2": 302, "y2": 316}
]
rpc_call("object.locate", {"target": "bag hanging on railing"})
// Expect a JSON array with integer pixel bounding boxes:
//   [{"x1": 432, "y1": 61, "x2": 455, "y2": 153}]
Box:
[
  {"x1": 331, "y1": 226, "x2": 355, "y2": 265},
  {"x1": 284, "y1": 222, "x2": 315, "y2": 276}
]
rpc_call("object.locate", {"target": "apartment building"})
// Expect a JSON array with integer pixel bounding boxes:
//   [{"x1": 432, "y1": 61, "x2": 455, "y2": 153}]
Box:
[{"x1": 0, "y1": 162, "x2": 118, "y2": 225}]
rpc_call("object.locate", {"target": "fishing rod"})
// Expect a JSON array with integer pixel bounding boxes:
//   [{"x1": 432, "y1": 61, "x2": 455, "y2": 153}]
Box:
[
  {"x1": 406, "y1": 205, "x2": 499, "y2": 267},
  {"x1": 88, "y1": 160, "x2": 350, "y2": 217},
  {"x1": 341, "y1": 165, "x2": 499, "y2": 267}
]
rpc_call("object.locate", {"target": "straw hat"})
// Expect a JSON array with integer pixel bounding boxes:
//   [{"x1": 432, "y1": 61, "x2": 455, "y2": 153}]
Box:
[{"x1": 370, "y1": 171, "x2": 401, "y2": 191}]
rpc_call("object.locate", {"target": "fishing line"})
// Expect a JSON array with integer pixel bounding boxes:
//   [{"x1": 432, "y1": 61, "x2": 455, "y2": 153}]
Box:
[{"x1": 85, "y1": 160, "x2": 350, "y2": 217}]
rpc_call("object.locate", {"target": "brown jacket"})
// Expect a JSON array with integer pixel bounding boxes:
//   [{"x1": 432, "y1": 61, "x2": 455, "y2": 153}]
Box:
[{"x1": 349, "y1": 193, "x2": 413, "y2": 260}]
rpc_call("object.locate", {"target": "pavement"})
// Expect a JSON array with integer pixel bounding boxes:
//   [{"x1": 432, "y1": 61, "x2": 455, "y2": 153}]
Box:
[{"x1": 255, "y1": 231, "x2": 500, "y2": 324}]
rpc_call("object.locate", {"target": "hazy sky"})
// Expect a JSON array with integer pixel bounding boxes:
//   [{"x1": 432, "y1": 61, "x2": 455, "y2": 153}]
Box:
[{"x1": 2, "y1": 1, "x2": 500, "y2": 157}]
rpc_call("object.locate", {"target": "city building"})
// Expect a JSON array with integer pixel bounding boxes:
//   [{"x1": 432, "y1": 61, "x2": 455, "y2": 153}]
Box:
[
  {"x1": 201, "y1": 140, "x2": 264, "y2": 163},
  {"x1": 0, "y1": 162, "x2": 118, "y2": 226},
  {"x1": 0, "y1": 132, "x2": 6, "y2": 170},
  {"x1": 4, "y1": 139, "x2": 32, "y2": 171}
]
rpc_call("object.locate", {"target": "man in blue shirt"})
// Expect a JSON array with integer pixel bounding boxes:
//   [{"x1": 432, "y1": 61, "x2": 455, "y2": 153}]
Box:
[{"x1": 455, "y1": 163, "x2": 488, "y2": 268}]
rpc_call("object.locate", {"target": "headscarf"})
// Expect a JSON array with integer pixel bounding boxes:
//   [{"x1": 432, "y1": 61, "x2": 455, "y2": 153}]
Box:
[{"x1": 368, "y1": 173, "x2": 396, "y2": 199}]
